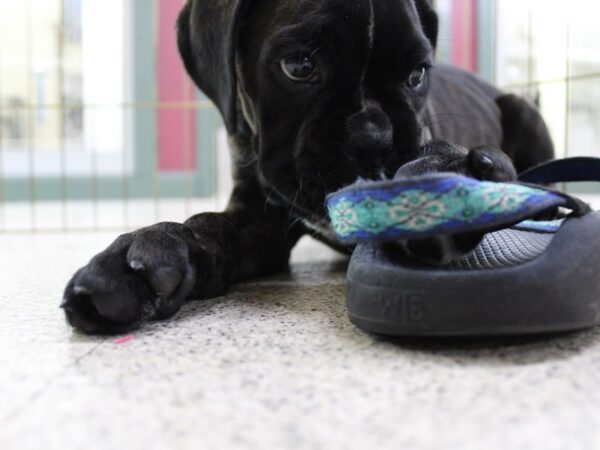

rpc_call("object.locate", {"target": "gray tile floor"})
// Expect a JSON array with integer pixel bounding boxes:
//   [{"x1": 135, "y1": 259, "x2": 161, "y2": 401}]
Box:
[{"x1": 1, "y1": 232, "x2": 600, "y2": 450}]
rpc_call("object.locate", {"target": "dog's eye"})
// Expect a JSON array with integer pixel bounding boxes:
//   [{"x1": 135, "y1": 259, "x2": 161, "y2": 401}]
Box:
[
  {"x1": 407, "y1": 65, "x2": 427, "y2": 89},
  {"x1": 280, "y1": 53, "x2": 319, "y2": 83}
]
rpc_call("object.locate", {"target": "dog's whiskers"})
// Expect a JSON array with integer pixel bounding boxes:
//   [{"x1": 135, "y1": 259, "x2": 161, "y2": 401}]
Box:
[
  {"x1": 287, "y1": 174, "x2": 305, "y2": 223},
  {"x1": 419, "y1": 113, "x2": 476, "y2": 129},
  {"x1": 237, "y1": 153, "x2": 258, "y2": 168},
  {"x1": 285, "y1": 215, "x2": 305, "y2": 238},
  {"x1": 262, "y1": 173, "x2": 296, "y2": 215}
]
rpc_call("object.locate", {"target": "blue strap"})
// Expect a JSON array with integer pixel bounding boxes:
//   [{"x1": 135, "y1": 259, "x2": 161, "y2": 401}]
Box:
[
  {"x1": 519, "y1": 157, "x2": 600, "y2": 184},
  {"x1": 326, "y1": 173, "x2": 576, "y2": 244},
  {"x1": 326, "y1": 158, "x2": 597, "y2": 245}
]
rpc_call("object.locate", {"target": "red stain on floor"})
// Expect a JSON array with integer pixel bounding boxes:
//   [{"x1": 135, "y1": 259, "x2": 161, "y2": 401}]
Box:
[{"x1": 113, "y1": 335, "x2": 134, "y2": 345}]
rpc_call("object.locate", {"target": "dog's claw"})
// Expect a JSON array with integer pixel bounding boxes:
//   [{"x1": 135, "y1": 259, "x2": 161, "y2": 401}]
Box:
[
  {"x1": 129, "y1": 259, "x2": 146, "y2": 272},
  {"x1": 73, "y1": 285, "x2": 92, "y2": 296},
  {"x1": 476, "y1": 155, "x2": 494, "y2": 171},
  {"x1": 468, "y1": 146, "x2": 517, "y2": 182}
]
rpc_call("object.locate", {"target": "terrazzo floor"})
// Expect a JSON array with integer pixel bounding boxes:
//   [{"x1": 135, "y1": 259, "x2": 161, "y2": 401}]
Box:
[{"x1": 1, "y1": 232, "x2": 600, "y2": 450}]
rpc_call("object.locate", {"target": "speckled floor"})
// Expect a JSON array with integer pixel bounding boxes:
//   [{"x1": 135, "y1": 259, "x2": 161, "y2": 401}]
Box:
[{"x1": 1, "y1": 232, "x2": 600, "y2": 450}]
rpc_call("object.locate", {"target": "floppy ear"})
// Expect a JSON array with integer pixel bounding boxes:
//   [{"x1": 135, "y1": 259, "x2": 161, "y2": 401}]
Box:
[
  {"x1": 177, "y1": 0, "x2": 250, "y2": 135},
  {"x1": 414, "y1": 0, "x2": 439, "y2": 50}
]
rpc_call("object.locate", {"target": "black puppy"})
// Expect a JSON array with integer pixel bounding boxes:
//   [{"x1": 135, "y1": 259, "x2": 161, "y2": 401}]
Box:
[{"x1": 62, "y1": 0, "x2": 553, "y2": 334}]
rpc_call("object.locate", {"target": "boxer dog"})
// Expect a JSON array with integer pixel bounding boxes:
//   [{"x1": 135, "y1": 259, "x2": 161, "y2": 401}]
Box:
[{"x1": 62, "y1": 0, "x2": 553, "y2": 334}]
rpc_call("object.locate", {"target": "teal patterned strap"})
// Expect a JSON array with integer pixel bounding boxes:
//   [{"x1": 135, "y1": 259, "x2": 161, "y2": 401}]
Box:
[{"x1": 326, "y1": 173, "x2": 589, "y2": 244}]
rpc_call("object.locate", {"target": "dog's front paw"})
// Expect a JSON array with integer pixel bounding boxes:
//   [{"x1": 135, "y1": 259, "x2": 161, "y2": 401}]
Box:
[{"x1": 62, "y1": 223, "x2": 198, "y2": 334}]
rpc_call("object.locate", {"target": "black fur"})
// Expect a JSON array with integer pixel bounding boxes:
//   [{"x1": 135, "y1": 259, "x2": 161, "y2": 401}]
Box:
[{"x1": 62, "y1": 0, "x2": 554, "y2": 334}]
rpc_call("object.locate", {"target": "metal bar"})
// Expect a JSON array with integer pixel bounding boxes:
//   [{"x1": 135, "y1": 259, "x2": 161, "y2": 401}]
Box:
[
  {"x1": 153, "y1": 0, "x2": 161, "y2": 224},
  {"x1": 91, "y1": 107, "x2": 99, "y2": 231},
  {"x1": 527, "y1": 2, "x2": 534, "y2": 98},
  {"x1": 0, "y1": 21, "x2": 4, "y2": 232},
  {"x1": 492, "y1": 0, "x2": 498, "y2": 86},
  {"x1": 500, "y1": 71, "x2": 600, "y2": 91},
  {"x1": 0, "y1": 227, "x2": 132, "y2": 235},
  {"x1": 0, "y1": 100, "x2": 216, "y2": 110},
  {"x1": 26, "y1": 0, "x2": 36, "y2": 232},
  {"x1": 123, "y1": 102, "x2": 130, "y2": 230},
  {"x1": 5, "y1": 72, "x2": 600, "y2": 109},
  {"x1": 183, "y1": 39, "x2": 193, "y2": 220},
  {"x1": 123, "y1": 0, "x2": 131, "y2": 231},
  {"x1": 564, "y1": 7, "x2": 572, "y2": 160},
  {"x1": 58, "y1": 0, "x2": 68, "y2": 231}
]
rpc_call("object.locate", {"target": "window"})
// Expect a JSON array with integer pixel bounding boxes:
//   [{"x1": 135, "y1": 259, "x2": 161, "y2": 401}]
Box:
[
  {"x1": 1, "y1": 0, "x2": 218, "y2": 215},
  {"x1": 495, "y1": 0, "x2": 600, "y2": 159},
  {"x1": 0, "y1": 0, "x2": 131, "y2": 177}
]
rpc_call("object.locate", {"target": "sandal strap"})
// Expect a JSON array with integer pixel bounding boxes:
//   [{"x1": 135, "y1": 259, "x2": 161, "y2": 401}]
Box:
[
  {"x1": 518, "y1": 182, "x2": 591, "y2": 217},
  {"x1": 327, "y1": 173, "x2": 570, "y2": 244},
  {"x1": 327, "y1": 157, "x2": 596, "y2": 244},
  {"x1": 519, "y1": 156, "x2": 600, "y2": 184}
]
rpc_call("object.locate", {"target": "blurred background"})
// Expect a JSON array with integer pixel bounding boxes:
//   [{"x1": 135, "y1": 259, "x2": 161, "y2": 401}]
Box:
[{"x1": 0, "y1": 0, "x2": 599, "y2": 232}]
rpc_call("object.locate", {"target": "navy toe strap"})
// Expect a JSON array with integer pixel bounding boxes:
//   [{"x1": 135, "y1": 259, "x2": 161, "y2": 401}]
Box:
[{"x1": 519, "y1": 156, "x2": 600, "y2": 184}]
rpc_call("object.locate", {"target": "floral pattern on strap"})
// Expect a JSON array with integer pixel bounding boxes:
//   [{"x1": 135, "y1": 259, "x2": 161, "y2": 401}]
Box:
[{"x1": 326, "y1": 175, "x2": 564, "y2": 243}]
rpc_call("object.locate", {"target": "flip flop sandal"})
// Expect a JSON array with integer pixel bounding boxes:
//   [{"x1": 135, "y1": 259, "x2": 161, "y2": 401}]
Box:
[{"x1": 326, "y1": 157, "x2": 600, "y2": 337}]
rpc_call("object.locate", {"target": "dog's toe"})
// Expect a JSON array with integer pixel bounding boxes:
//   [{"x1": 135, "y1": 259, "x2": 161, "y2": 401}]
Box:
[
  {"x1": 61, "y1": 224, "x2": 198, "y2": 334},
  {"x1": 468, "y1": 146, "x2": 517, "y2": 182},
  {"x1": 62, "y1": 289, "x2": 139, "y2": 335},
  {"x1": 61, "y1": 252, "x2": 153, "y2": 334}
]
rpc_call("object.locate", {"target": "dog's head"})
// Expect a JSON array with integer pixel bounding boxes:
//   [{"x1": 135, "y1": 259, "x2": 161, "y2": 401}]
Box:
[{"x1": 178, "y1": 0, "x2": 438, "y2": 215}]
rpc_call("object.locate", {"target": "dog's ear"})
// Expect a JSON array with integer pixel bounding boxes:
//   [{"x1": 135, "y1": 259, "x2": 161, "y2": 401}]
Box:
[
  {"x1": 413, "y1": 0, "x2": 438, "y2": 50},
  {"x1": 177, "y1": 0, "x2": 250, "y2": 135}
]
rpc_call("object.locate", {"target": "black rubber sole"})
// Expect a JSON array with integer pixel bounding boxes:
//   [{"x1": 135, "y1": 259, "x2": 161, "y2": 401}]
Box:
[{"x1": 347, "y1": 212, "x2": 600, "y2": 336}]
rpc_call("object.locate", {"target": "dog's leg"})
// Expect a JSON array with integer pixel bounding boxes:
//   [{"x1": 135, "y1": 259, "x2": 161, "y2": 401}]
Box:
[
  {"x1": 62, "y1": 186, "x2": 305, "y2": 334},
  {"x1": 497, "y1": 93, "x2": 555, "y2": 173}
]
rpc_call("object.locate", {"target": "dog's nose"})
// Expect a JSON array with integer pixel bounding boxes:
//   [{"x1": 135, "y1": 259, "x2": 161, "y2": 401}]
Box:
[{"x1": 345, "y1": 107, "x2": 393, "y2": 174}]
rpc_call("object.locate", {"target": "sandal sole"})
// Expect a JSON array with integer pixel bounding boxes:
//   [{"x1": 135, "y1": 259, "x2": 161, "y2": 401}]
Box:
[{"x1": 347, "y1": 212, "x2": 600, "y2": 336}]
